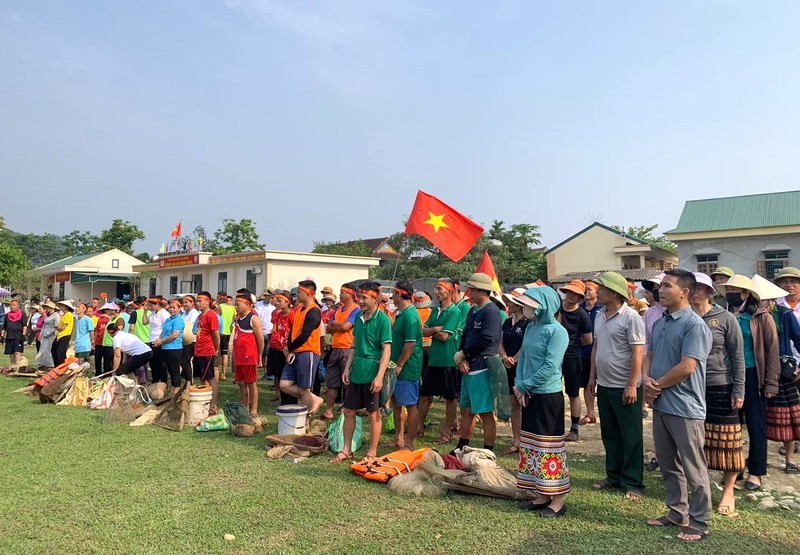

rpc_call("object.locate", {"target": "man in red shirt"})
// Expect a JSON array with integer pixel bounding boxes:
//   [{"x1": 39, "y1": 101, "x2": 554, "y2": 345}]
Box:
[
  {"x1": 233, "y1": 293, "x2": 264, "y2": 418},
  {"x1": 193, "y1": 291, "x2": 221, "y2": 414}
]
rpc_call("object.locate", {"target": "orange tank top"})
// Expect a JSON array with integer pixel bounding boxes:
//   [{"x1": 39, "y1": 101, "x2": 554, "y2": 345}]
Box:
[
  {"x1": 331, "y1": 304, "x2": 359, "y2": 349},
  {"x1": 290, "y1": 304, "x2": 321, "y2": 355}
]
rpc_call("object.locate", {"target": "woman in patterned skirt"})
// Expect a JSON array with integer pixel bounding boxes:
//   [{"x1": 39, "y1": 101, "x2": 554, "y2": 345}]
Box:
[
  {"x1": 769, "y1": 267, "x2": 800, "y2": 473},
  {"x1": 690, "y1": 273, "x2": 745, "y2": 516},
  {"x1": 512, "y1": 285, "x2": 570, "y2": 518}
]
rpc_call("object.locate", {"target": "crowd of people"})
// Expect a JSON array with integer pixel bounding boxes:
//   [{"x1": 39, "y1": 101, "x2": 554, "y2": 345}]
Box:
[{"x1": 2, "y1": 265, "x2": 799, "y2": 538}]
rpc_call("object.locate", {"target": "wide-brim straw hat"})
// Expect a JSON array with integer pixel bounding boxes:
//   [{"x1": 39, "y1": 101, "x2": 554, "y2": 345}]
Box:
[
  {"x1": 465, "y1": 272, "x2": 495, "y2": 292},
  {"x1": 751, "y1": 274, "x2": 788, "y2": 301},
  {"x1": 42, "y1": 300, "x2": 57, "y2": 310},
  {"x1": 56, "y1": 299, "x2": 76, "y2": 311},
  {"x1": 715, "y1": 274, "x2": 760, "y2": 301},
  {"x1": 502, "y1": 287, "x2": 527, "y2": 306},
  {"x1": 559, "y1": 280, "x2": 586, "y2": 297},
  {"x1": 509, "y1": 289, "x2": 540, "y2": 309}
]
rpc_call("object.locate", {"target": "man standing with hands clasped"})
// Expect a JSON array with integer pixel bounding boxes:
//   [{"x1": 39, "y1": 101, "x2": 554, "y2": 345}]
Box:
[
  {"x1": 643, "y1": 269, "x2": 712, "y2": 543},
  {"x1": 588, "y1": 272, "x2": 646, "y2": 501},
  {"x1": 329, "y1": 281, "x2": 392, "y2": 464}
]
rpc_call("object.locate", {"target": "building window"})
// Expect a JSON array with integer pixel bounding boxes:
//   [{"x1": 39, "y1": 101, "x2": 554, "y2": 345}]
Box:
[
  {"x1": 149, "y1": 278, "x2": 157, "y2": 297},
  {"x1": 191, "y1": 274, "x2": 203, "y2": 293},
  {"x1": 58, "y1": 282, "x2": 65, "y2": 299},
  {"x1": 169, "y1": 276, "x2": 178, "y2": 295},
  {"x1": 696, "y1": 254, "x2": 719, "y2": 276},
  {"x1": 758, "y1": 250, "x2": 789, "y2": 279},
  {"x1": 217, "y1": 272, "x2": 228, "y2": 294},
  {"x1": 246, "y1": 270, "x2": 256, "y2": 293},
  {"x1": 111, "y1": 259, "x2": 120, "y2": 269}
]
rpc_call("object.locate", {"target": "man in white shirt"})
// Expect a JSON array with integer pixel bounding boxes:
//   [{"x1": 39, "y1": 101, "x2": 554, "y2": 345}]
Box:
[
  {"x1": 109, "y1": 324, "x2": 153, "y2": 376},
  {"x1": 255, "y1": 291, "x2": 275, "y2": 373}
]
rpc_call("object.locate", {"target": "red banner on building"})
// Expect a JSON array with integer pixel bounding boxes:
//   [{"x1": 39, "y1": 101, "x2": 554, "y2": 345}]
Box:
[{"x1": 158, "y1": 254, "x2": 199, "y2": 268}]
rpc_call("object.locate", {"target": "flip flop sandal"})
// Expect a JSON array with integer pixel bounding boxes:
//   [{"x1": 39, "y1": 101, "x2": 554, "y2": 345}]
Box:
[
  {"x1": 716, "y1": 505, "x2": 739, "y2": 518},
  {"x1": 779, "y1": 442, "x2": 799, "y2": 456},
  {"x1": 565, "y1": 430, "x2": 579, "y2": 442},
  {"x1": 677, "y1": 526, "x2": 708, "y2": 542},
  {"x1": 646, "y1": 515, "x2": 687, "y2": 528},
  {"x1": 433, "y1": 433, "x2": 454, "y2": 445},
  {"x1": 501, "y1": 445, "x2": 520, "y2": 455},
  {"x1": 624, "y1": 490, "x2": 644, "y2": 501},
  {"x1": 785, "y1": 462, "x2": 800, "y2": 474},
  {"x1": 579, "y1": 415, "x2": 597, "y2": 425},
  {"x1": 328, "y1": 452, "x2": 353, "y2": 464}
]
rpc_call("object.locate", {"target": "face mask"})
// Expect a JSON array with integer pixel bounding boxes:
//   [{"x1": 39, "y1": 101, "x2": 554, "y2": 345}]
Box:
[
  {"x1": 726, "y1": 292, "x2": 744, "y2": 308},
  {"x1": 522, "y1": 306, "x2": 536, "y2": 319}
]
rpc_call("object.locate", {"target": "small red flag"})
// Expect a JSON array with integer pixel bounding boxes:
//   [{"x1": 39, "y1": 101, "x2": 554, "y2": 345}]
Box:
[
  {"x1": 170, "y1": 221, "x2": 182, "y2": 237},
  {"x1": 404, "y1": 191, "x2": 483, "y2": 262},
  {"x1": 475, "y1": 250, "x2": 502, "y2": 296}
]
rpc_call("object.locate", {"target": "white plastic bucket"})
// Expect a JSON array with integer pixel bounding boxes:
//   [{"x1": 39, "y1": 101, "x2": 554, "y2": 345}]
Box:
[
  {"x1": 276, "y1": 404, "x2": 308, "y2": 435},
  {"x1": 188, "y1": 386, "x2": 213, "y2": 426}
]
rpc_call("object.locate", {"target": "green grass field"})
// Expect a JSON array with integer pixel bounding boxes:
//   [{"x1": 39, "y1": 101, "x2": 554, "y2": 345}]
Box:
[{"x1": 0, "y1": 347, "x2": 798, "y2": 554}]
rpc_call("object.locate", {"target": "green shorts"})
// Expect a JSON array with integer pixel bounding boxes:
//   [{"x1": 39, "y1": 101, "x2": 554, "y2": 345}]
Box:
[{"x1": 459, "y1": 370, "x2": 494, "y2": 414}]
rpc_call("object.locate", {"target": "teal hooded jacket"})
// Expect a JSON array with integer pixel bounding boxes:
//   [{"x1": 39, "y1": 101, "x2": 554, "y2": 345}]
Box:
[{"x1": 514, "y1": 286, "x2": 569, "y2": 395}]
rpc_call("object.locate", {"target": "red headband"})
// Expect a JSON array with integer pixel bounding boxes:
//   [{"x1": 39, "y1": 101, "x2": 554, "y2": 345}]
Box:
[
  {"x1": 298, "y1": 286, "x2": 316, "y2": 297},
  {"x1": 359, "y1": 289, "x2": 380, "y2": 299},
  {"x1": 276, "y1": 293, "x2": 291, "y2": 304},
  {"x1": 341, "y1": 287, "x2": 357, "y2": 298},
  {"x1": 236, "y1": 295, "x2": 253, "y2": 306},
  {"x1": 394, "y1": 286, "x2": 413, "y2": 297}
]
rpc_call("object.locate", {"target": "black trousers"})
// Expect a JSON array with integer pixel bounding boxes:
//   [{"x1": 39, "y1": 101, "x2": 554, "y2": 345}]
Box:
[
  {"x1": 180, "y1": 342, "x2": 195, "y2": 382},
  {"x1": 116, "y1": 352, "x2": 153, "y2": 377},
  {"x1": 149, "y1": 344, "x2": 167, "y2": 383},
  {"x1": 96, "y1": 345, "x2": 114, "y2": 376},
  {"x1": 52, "y1": 336, "x2": 70, "y2": 367},
  {"x1": 163, "y1": 349, "x2": 182, "y2": 387},
  {"x1": 741, "y1": 366, "x2": 768, "y2": 476}
]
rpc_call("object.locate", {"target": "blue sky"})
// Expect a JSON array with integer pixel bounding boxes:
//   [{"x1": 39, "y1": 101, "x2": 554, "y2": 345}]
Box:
[{"x1": 2, "y1": 1, "x2": 799, "y2": 256}]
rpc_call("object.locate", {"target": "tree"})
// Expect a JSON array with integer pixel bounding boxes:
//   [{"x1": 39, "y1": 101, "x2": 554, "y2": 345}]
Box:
[
  {"x1": 62, "y1": 230, "x2": 102, "y2": 255},
  {"x1": 206, "y1": 219, "x2": 265, "y2": 255},
  {"x1": 312, "y1": 240, "x2": 373, "y2": 257},
  {"x1": 612, "y1": 224, "x2": 677, "y2": 253},
  {"x1": 370, "y1": 221, "x2": 547, "y2": 285},
  {"x1": 99, "y1": 219, "x2": 145, "y2": 255},
  {"x1": 0, "y1": 242, "x2": 30, "y2": 290},
  {"x1": 0, "y1": 229, "x2": 66, "y2": 267}
]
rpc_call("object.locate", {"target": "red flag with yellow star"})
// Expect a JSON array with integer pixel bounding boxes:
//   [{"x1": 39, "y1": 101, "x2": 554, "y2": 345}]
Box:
[
  {"x1": 475, "y1": 250, "x2": 502, "y2": 296},
  {"x1": 404, "y1": 190, "x2": 483, "y2": 262}
]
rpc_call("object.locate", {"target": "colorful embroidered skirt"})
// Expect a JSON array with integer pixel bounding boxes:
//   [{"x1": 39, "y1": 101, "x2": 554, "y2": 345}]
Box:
[
  {"x1": 704, "y1": 384, "x2": 744, "y2": 472},
  {"x1": 517, "y1": 392, "x2": 570, "y2": 496},
  {"x1": 767, "y1": 380, "x2": 800, "y2": 442}
]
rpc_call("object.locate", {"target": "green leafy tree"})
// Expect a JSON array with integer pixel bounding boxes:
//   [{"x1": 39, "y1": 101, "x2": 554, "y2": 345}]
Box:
[
  {"x1": 612, "y1": 224, "x2": 677, "y2": 253},
  {"x1": 62, "y1": 230, "x2": 102, "y2": 255},
  {"x1": 98, "y1": 219, "x2": 145, "y2": 255},
  {"x1": 312, "y1": 240, "x2": 373, "y2": 257},
  {"x1": 370, "y1": 221, "x2": 546, "y2": 285},
  {"x1": 0, "y1": 229, "x2": 66, "y2": 267},
  {"x1": 0, "y1": 242, "x2": 31, "y2": 290},
  {"x1": 206, "y1": 218, "x2": 265, "y2": 255}
]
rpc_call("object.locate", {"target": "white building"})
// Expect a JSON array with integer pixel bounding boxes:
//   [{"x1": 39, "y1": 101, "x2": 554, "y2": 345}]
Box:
[
  {"x1": 35, "y1": 249, "x2": 145, "y2": 302},
  {"x1": 133, "y1": 250, "x2": 380, "y2": 297}
]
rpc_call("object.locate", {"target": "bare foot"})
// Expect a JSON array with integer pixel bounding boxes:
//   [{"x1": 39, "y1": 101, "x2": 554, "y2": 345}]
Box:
[{"x1": 307, "y1": 395, "x2": 324, "y2": 417}]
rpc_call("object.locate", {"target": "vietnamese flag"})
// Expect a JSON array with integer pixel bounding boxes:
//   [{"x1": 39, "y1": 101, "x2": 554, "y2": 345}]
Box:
[
  {"x1": 170, "y1": 220, "x2": 182, "y2": 237},
  {"x1": 404, "y1": 190, "x2": 483, "y2": 262},
  {"x1": 475, "y1": 250, "x2": 502, "y2": 296}
]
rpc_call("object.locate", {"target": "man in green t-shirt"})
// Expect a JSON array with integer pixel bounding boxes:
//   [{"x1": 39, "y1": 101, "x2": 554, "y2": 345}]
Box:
[
  {"x1": 390, "y1": 280, "x2": 423, "y2": 450},
  {"x1": 418, "y1": 278, "x2": 462, "y2": 445},
  {"x1": 217, "y1": 292, "x2": 236, "y2": 381},
  {"x1": 329, "y1": 281, "x2": 392, "y2": 464}
]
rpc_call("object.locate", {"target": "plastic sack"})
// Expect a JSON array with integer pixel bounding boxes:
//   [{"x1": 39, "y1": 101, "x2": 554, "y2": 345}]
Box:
[
  {"x1": 223, "y1": 400, "x2": 252, "y2": 428},
  {"x1": 327, "y1": 412, "x2": 363, "y2": 453},
  {"x1": 486, "y1": 355, "x2": 511, "y2": 421},
  {"x1": 196, "y1": 413, "x2": 230, "y2": 432}
]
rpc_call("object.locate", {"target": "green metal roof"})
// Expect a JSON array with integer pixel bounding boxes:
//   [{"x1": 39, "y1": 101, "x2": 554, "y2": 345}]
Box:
[
  {"x1": 668, "y1": 191, "x2": 800, "y2": 234},
  {"x1": 36, "y1": 252, "x2": 99, "y2": 272}
]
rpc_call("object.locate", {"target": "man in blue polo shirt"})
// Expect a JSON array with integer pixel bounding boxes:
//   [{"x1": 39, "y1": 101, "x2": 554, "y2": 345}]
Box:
[{"x1": 643, "y1": 268, "x2": 712, "y2": 542}]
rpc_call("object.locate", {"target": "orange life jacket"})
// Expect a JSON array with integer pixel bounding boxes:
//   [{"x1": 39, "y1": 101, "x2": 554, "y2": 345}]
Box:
[
  {"x1": 350, "y1": 448, "x2": 431, "y2": 483},
  {"x1": 290, "y1": 304, "x2": 321, "y2": 355}
]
